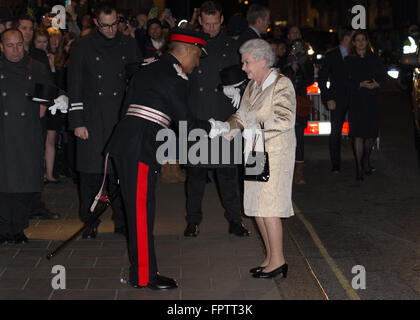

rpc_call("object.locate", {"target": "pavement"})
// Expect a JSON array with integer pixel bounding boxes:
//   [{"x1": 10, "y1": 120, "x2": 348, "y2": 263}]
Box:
[{"x1": 0, "y1": 174, "x2": 325, "y2": 300}]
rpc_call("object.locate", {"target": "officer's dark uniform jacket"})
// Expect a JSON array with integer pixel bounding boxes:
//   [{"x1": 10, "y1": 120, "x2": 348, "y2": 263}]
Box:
[
  {"x1": 189, "y1": 30, "x2": 239, "y2": 121},
  {"x1": 107, "y1": 53, "x2": 211, "y2": 167},
  {"x1": 107, "y1": 54, "x2": 211, "y2": 168},
  {"x1": 0, "y1": 54, "x2": 54, "y2": 193},
  {"x1": 187, "y1": 30, "x2": 240, "y2": 167},
  {"x1": 67, "y1": 29, "x2": 141, "y2": 174}
]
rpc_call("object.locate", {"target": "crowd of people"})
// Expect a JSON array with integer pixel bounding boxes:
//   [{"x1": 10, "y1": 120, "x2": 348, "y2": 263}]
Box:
[{"x1": 0, "y1": 0, "x2": 387, "y2": 290}]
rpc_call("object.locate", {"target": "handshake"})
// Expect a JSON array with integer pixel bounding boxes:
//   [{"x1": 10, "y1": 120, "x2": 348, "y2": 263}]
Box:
[{"x1": 208, "y1": 118, "x2": 230, "y2": 139}]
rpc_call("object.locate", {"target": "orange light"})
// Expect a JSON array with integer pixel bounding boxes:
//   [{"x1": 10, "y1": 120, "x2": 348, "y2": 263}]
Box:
[
  {"x1": 267, "y1": 28, "x2": 271, "y2": 32},
  {"x1": 307, "y1": 82, "x2": 320, "y2": 94},
  {"x1": 244, "y1": 0, "x2": 249, "y2": 5}
]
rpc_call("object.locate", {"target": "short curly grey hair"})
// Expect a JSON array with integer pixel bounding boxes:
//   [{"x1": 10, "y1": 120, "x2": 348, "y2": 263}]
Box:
[{"x1": 239, "y1": 39, "x2": 276, "y2": 67}]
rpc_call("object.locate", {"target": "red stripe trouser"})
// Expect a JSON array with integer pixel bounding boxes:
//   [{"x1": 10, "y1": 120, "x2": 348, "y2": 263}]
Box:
[{"x1": 114, "y1": 156, "x2": 158, "y2": 286}]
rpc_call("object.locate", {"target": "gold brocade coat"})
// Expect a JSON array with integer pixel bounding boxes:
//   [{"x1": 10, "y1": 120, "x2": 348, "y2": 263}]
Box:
[{"x1": 226, "y1": 69, "x2": 296, "y2": 217}]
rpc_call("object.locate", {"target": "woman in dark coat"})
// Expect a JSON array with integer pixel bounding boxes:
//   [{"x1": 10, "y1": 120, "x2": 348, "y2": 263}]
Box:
[{"x1": 345, "y1": 31, "x2": 387, "y2": 181}]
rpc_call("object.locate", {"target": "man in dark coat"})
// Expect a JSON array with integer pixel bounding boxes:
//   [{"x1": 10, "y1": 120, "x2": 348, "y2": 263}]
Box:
[
  {"x1": 68, "y1": 2, "x2": 142, "y2": 239},
  {"x1": 184, "y1": 1, "x2": 249, "y2": 238},
  {"x1": 238, "y1": 3, "x2": 270, "y2": 46},
  {"x1": 15, "y1": 14, "x2": 61, "y2": 221},
  {"x1": 106, "y1": 28, "x2": 227, "y2": 289},
  {"x1": 318, "y1": 28, "x2": 354, "y2": 172},
  {"x1": 0, "y1": 29, "x2": 55, "y2": 244}
]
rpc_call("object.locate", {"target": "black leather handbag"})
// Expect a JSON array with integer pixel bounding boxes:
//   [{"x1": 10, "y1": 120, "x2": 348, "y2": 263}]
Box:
[{"x1": 243, "y1": 123, "x2": 270, "y2": 182}]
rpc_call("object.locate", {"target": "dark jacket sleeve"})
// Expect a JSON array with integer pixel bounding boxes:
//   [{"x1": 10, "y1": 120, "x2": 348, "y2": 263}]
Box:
[
  {"x1": 67, "y1": 40, "x2": 85, "y2": 130},
  {"x1": 168, "y1": 78, "x2": 211, "y2": 133},
  {"x1": 318, "y1": 50, "x2": 334, "y2": 102}
]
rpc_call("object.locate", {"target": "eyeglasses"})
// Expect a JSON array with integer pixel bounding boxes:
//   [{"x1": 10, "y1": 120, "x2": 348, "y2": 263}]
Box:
[{"x1": 97, "y1": 20, "x2": 118, "y2": 30}]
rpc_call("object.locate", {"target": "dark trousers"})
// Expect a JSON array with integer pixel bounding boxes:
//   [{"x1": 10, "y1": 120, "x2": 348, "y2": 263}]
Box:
[
  {"x1": 29, "y1": 192, "x2": 50, "y2": 217},
  {"x1": 186, "y1": 166, "x2": 242, "y2": 225},
  {"x1": 295, "y1": 116, "x2": 307, "y2": 163},
  {"x1": 329, "y1": 105, "x2": 349, "y2": 169},
  {"x1": 79, "y1": 172, "x2": 125, "y2": 229},
  {"x1": 0, "y1": 193, "x2": 32, "y2": 235},
  {"x1": 114, "y1": 157, "x2": 158, "y2": 286}
]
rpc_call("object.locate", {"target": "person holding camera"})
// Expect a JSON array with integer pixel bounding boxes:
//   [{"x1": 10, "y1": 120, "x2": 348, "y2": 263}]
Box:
[{"x1": 283, "y1": 26, "x2": 314, "y2": 185}]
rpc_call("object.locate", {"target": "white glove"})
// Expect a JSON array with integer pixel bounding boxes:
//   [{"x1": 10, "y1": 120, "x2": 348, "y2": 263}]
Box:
[
  {"x1": 242, "y1": 124, "x2": 258, "y2": 141},
  {"x1": 48, "y1": 95, "x2": 69, "y2": 115},
  {"x1": 208, "y1": 118, "x2": 230, "y2": 139},
  {"x1": 223, "y1": 85, "x2": 241, "y2": 109}
]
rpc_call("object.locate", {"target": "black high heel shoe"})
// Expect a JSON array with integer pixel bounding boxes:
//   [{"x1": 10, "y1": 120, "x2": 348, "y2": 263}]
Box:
[
  {"x1": 249, "y1": 266, "x2": 266, "y2": 274},
  {"x1": 252, "y1": 263, "x2": 288, "y2": 279}
]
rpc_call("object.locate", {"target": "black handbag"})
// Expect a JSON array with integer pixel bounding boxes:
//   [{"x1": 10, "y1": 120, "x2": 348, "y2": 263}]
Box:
[{"x1": 243, "y1": 123, "x2": 270, "y2": 182}]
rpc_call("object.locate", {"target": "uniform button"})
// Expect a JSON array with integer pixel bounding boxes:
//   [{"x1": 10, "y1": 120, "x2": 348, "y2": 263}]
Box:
[
  {"x1": 214, "y1": 88, "x2": 218, "y2": 92},
  {"x1": 199, "y1": 87, "x2": 204, "y2": 92},
  {"x1": 198, "y1": 70, "x2": 202, "y2": 74},
  {"x1": 222, "y1": 53, "x2": 226, "y2": 57},
  {"x1": 98, "y1": 92, "x2": 103, "y2": 96},
  {"x1": 2, "y1": 92, "x2": 6, "y2": 96},
  {"x1": 226, "y1": 43, "x2": 229, "y2": 47},
  {"x1": 113, "y1": 92, "x2": 117, "y2": 96},
  {"x1": 4, "y1": 111, "x2": 8, "y2": 116},
  {"x1": 96, "y1": 57, "x2": 100, "y2": 61},
  {"x1": 98, "y1": 74, "x2": 102, "y2": 79},
  {"x1": 20, "y1": 112, "x2": 26, "y2": 116},
  {"x1": 0, "y1": 75, "x2": 4, "y2": 79},
  {"x1": 122, "y1": 56, "x2": 126, "y2": 60},
  {"x1": 28, "y1": 76, "x2": 32, "y2": 80},
  {"x1": 118, "y1": 73, "x2": 123, "y2": 77},
  {"x1": 25, "y1": 92, "x2": 29, "y2": 96}
]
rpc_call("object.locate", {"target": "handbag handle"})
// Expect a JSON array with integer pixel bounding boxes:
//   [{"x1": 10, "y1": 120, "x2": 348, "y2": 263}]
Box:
[{"x1": 251, "y1": 123, "x2": 266, "y2": 153}]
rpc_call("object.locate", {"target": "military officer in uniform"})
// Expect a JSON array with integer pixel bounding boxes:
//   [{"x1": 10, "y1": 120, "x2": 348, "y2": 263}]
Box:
[
  {"x1": 0, "y1": 29, "x2": 55, "y2": 244},
  {"x1": 68, "y1": 2, "x2": 142, "y2": 239},
  {"x1": 184, "y1": 1, "x2": 250, "y2": 238},
  {"x1": 106, "y1": 28, "x2": 229, "y2": 290}
]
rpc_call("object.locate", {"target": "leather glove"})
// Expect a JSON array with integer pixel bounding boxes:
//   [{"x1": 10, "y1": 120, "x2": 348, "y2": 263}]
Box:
[
  {"x1": 208, "y1": 118, "x2": 230, "y2": 139},
  {"x1": 49, "y1": 95, "x2": 69, "y2": 115}
]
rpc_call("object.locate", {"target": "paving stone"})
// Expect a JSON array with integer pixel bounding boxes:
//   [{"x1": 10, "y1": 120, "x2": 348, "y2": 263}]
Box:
[
  {"x1": 116, "y1": 289, "x2": 180, "y2": 300},
  {"x1": 94, "y1": 257, "x2": 130, "y2": 268},
  {"x1": 0, "y1": 277, "x2": 29, "y2": 289},
  {"x1": 0, "y1": 289, "x2": 52, "y2": 300},
  {"x1": 63, "y1": 268, "x2": 123, "y2": 279},
  {"x1": 180, "y1": 289, "x2": 246, "y2": 300},
  {"x1": 50, "y1": 289, "x2": 117, "y2": 300},
  {"x1": 24, "y1": 278, "x2": 89, "y2": 290}
]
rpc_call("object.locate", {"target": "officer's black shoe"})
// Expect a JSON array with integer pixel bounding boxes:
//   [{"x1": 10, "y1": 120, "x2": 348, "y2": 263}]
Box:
[
  {"x1": 229, "y1": 222, "x2": 250, "y2": 237},
  {"x1": 184, "y1": 223, "x2": 199, "y2": 237},
  {"x1": 123, "y1": 273, "x2": 178, "y2": 290},
  {"x1": 29, "y1": 209, "x2": 60, "y2": 220},
  {"x1": 114, "y1": 226, "x2": 127, "y2": 237},
  {"x1": 82, "y1": 226, "x2": 98, "y2": 239},
  {"x1": 147, "y1": 274, "x2": 178, "y2": 290},
  {"x1": 14, "y1": 233, "x2": 29, "y2": 244}
]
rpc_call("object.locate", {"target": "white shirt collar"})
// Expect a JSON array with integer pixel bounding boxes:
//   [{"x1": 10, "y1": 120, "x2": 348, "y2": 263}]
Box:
[{"x1": 262, "y1": 69, "x2": 278, "y2": 91}]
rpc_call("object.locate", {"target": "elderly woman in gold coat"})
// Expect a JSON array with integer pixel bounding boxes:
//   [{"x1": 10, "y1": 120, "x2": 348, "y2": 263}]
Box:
[{"x1": 214, "y1": 39, "x2": 296, "y2": 279}]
